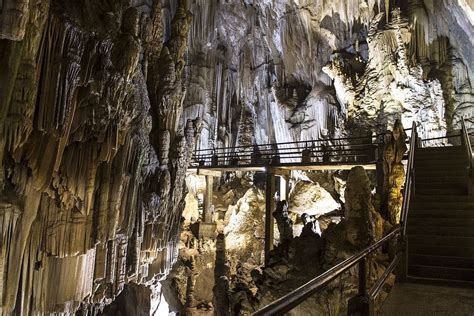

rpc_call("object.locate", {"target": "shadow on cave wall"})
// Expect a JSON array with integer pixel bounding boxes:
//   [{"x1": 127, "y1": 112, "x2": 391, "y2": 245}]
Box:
[
  {"x1": 213, "y1": 233, "x2": 230, "y2": 316},
  {"x1": 99, "y1": 283, "x2": 151, "y2": 316}
]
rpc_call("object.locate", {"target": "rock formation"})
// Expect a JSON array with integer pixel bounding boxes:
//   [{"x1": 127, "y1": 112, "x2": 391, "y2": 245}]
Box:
[
  {"x1": 183, "y1": 0, "x2": 473, "y2": 153},
  {"x1": 382, "y1": 120, "x2": 408, "y2": 224},
  {"x1": 0, "y1": 0, "x2": 193, "y2": 314},
  {"x1": 0, "y1": 0, "x2": 472, "y2": 314},
  {"x1": 244, "y1": 167, "x2": 392, "y2": 316}
]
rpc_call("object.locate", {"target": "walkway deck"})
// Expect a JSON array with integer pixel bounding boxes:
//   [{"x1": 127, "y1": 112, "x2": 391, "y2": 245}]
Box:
[
  {"x1": 381, "y1": 282, "x2": 474, "y2": 315},
  {"x1": 191, "y1": 135, "x2": 382, "y2": 172},
  {"x1": 187, "y1": 161, "x2": 377, "y2": 175}
]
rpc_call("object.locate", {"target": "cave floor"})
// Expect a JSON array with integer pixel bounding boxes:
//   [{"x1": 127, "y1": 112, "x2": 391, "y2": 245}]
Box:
[{"x1": 380, "y1": 281, "x2": 474, "y2": 315}]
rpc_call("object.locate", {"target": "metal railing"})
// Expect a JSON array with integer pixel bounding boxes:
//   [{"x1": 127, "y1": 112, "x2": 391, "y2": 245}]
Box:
[
  {"x1": 253, "y1": 228, "x2": 401, "y2": 316},
  {"x1": 419, "y1": 133, "x2": 461, "y2": 147},
  {"x1": 253, "y1": 124, "x2": 417, "y2": 316},
  {"x1": 461, "y1": 116, "x2": 473, "y2": 175},
  {"x1": 191, "y1": 134, "x2": 382, "y2": 168},
  {"x1": 250, "y1": 122, "x2": 473, "y2": 315},
  {"x1": 400, "y1": 121, "x2": 418, "y2": 237}
]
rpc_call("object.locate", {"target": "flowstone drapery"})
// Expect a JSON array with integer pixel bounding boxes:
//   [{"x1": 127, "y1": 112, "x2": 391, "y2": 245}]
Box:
[{"x1": 0, "y1": 0, "x2": 192, "y2": 314}]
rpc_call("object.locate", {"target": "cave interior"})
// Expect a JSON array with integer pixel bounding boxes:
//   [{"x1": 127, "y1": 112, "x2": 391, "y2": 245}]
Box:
[{"x1": 0, "y1": 0, "x2": 473, "y2": 315}]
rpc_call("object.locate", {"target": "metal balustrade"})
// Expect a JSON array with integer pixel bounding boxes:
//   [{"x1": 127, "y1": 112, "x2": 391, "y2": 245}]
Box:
[{"x1": 191, "y1": 135, "x2": 382, "y2": 168}]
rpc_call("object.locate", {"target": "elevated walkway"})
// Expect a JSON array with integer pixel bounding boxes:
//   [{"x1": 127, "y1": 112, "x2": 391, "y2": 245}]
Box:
[
  {"x1": 188, "y1": 134, "x2": 384, "y2": 260},
  {"x1": 189, "y1": 134, "x2": 381, "y2": 174}
]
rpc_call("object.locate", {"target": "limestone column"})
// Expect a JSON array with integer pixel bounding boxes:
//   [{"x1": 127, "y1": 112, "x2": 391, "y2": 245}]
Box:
[
  {"x1": 278, "y1": 175, "x2": 290, "y2": 201},
  {"x1": 203, "y1": 175, "x2": 214, "y2": 223}
]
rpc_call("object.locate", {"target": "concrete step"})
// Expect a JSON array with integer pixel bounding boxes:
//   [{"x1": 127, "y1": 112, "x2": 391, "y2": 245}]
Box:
[
  {"x1": 407, "y1": 264, "x2": 474, "y2": 282},
  {"x1": 416, "y1": 146, "x2": 464, "y2": 154},
  {"x1": 408, "y1": 254, "x2": 474, "y2": 270},
  {"x1": 415, "y1": 164, "x2": 467, "y2": 171},
  {"x1": 416, "y1": 175, "x2": 469, "y2": 184},
  {"x1": 411, "y1": 195, "x2": 474, "y2": 203},
  {"x1": 415, "y1": 156, "x2": 466, "y2": 164},
  {"x1": 410, "y1": 203, "x2": 474, "y2": 212},
  {"x1": 408, "y1": 235, "x2": 474, "y2": 247},
  {"x1": 406, "y1": 226, "x2": 474, "y2": 237},
  {"x1": 415, "y1": 154, "x2": 465, "y2": 161},
  {"x1": 414, "y1": 182, "x2": 467, "y2": 190},
  {"x1": 415, "y1": 151, "x2": 465, "y2": 159},
  {"x1": 415, "y1": 153, "x2": 466, "y2": 160},
  {"x1": 409, "y1": 209, "x2": 474, "y2": 219},
  {"x1": 415, "y1": 168, "x2": 468, "y2": 177},
  {"x1": 408, "y1": 244, "x2": 474, "y2": 258},
  {"x1": 414, "y1": 187, "x2": 468, "y2": 195},
  {"x1": 407, "y1": 218, "x2": 474, "y2": 228},
  {"x1": 414, "y1": 156, "x2": 466, "y2": 163}
]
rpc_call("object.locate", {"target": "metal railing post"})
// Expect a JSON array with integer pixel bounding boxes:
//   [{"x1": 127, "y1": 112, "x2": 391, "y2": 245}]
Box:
[
  {"x1": 347, "y1": 257, "x2": 370, "y2": 316},
  {"x1": 358, "y1": 258, "x2": 367, "y2": 297}
]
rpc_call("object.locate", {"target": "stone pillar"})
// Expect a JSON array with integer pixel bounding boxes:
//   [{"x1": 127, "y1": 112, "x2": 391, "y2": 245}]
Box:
[
  {"x1": 265, "y1": 169, "x2": 276, "y2": 265},
  {"x1": 203, "y1": 175, "x2": 214, "y2": 223},
  {"x1": 278, "y1": 175, "x2": 290, "y2": 201}
]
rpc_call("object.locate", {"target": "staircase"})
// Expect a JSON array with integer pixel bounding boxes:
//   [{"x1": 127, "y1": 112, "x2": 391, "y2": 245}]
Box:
[{"x1": 406, "y1": 145, "x2": 474, "y2": 282}]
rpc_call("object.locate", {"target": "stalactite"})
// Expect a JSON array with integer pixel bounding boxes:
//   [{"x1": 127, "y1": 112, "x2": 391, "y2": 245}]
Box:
[{"x1": 0, "y1": 0, "x2": 30, "y2": 40}]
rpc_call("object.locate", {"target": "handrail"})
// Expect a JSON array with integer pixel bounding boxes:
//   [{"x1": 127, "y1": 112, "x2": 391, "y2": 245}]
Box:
[
  {"x1": 195, "y1": 134, "x2": 383, "y2": 153},
  {"x1": 461, "y1": 116, "x2": 473, "y2": 174},
  {"x1": 368, "y1": 252, "x2": 401, "y2": 300},
  {"x1": 420, "y1": 133, "x2": 461, "y2": 142},
  {"x1": 195, "y1": 142, "x2": 377, "y2": 154},
  {"x1": 400, "y1": 121, "x2": 417, "y2": 237},
  {"x1": 192, "y1": 145, "x2": 378, "y2": 168},
  {"x1": 253, "y1": 228, "x2": 401, "y2": 316}
]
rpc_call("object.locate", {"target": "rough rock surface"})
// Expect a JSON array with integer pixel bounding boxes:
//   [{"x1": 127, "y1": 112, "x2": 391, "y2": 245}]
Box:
[
  {"x1": 288, "y1": 180, "x2": 340, "y2": 217},
  {"x1": 183, "y1": 0, "x2": 473, "y2": 155},
  {"x1": 244, "y1": 166, "x2": 393, "y2": 316},
  {"x1": 381, "y1": 120, "x2": 408, "y2": 224},
  {"x1": 0, "y1": 0, "x2": 192, "y2": 314},
  {"x1": 163, "y1": 181, "x2": 263, "y2": 315}
]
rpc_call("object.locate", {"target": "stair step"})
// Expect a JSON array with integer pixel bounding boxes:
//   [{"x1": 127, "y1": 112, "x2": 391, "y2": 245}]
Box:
[
  {"x1": 411, "y1": 195, "x2": 474, "y2": 202},
  {"x1": 409, "y1": 209, "x2": 474, "y2": 219},
  {"x1": 416, "y1": 146, "x2": 464, "y2": 153},
  {"x1": 415, "y1": 154, "x2": 465, "y2": 160},
  {"x1": 407, "y1": 218, "x2": 474, "y2": 228},
  {"x1": 408, "y1": 254, "x2": 474, "y2": 269},
  {"x1": 415, "y1": 152, "x2": 465, "y2": 159},
  {"x1": 415, "y1": 151, "x2": 465, "y2": 158},
  {"x1": 414, "y1": 182, "x2": 467, "y2": 190},
  {"x1": 415, "y1": 168, "x2": 468, "y2": 177},
  {"x1": 416, "y1": 175, "x2": 469, "y2": 184},
  {"x1": 415, "y1": 156, "x2": 466, "y2": 163},
  {"x1": 414, "y1": 155, "x2": 466, "y2": 162},
  {"x1": 408, "y1": 235, "x2": 474, "y2": 247},
  {"x1": 415, "y1": 164, "x2": 467, "y2": 171},
  {"x1": 414, "y1": 188, "x2": 468, "y2": 195},
  {"x1": 406, "y1": 226, "x2": 474, "y2": 237},
  {"x1": 408, "y1": 244, "x2": 474, "y2": 258},
  {"x1": 411, "y1": 203, "x2": 474, "y2": 212},
  {"x1": 407, "y1": 264, "x2": 474, "y2": 281}
]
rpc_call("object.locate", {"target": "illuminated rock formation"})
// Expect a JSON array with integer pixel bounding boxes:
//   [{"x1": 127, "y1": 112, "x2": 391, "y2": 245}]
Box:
[{"x1": 0, "y1": 0, "x2": 192, "y2": 314}]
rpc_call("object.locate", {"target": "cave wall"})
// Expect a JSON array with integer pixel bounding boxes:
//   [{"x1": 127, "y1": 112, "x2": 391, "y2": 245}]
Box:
[
  {"x1": 183, "y1": 0, "x2": 473, "y2": 153},
  {"x1": 0, "y1": 0, "x2": 194, "y2": 314}
]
